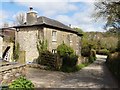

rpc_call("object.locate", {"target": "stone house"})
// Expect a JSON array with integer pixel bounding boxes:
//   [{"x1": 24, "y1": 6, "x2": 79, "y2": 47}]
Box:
[
  {"x1": 0, "y1": 28, "x2": 15, "y2": 61},
  {"x1": 14, "y1": 7, "x2": 83, "y2": 63},
  {"x1": 0, "y1": 33, "x2": 4, "y2": 59}
]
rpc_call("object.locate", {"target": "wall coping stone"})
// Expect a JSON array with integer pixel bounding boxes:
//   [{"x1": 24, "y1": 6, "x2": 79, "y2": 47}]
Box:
[{"x1": 0, "y1": 64, "x2": 26, "y2": 72}]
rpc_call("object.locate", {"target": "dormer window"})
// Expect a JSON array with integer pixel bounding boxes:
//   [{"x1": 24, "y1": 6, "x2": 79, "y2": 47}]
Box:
[{"x1": 52, "y1": 31, "x2": 57, "y2": 42}]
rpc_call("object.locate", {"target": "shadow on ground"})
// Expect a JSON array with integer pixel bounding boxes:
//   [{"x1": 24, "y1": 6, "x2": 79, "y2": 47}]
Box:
[{"x1": 26, "y1": 55, "x2": 119, "y2": 88}]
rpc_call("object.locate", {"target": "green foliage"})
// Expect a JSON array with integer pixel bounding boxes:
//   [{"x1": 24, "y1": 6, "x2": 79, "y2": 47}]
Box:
[
  {"x1": 94, "y1": 1, "x2": 120, "y2": 51},
  {"x1": 88, "y1": 49, "x2": 96, "y2": 63},
  {"x1": 73, "y1": 27, "x2": 84, "y2": 34},
  {"x1": 81, "y1": 31, "x2": 118, "y2": 55},
  {"x1": 106, "y1": 52, "x2": 120, "y2": 81},
  {"x1": 94, "y1": 1, "x2": 120, "y2": 30},
  {"x1": 88, "y1": 56, "x2": 96, "y2": 63},
  {"x1": 37, "y1": 39, "x2": 48, "y2": 54},
  {"x1": 61, "y1": 63, "x2": 90, "y2": 73},
  {"x1": 57, "y1": 43, "x2": 79, "y2": 72},
  {"x1": 41, "y1": 51, "x2": 55, "y2": 67},
  {"x1": 117, "y1": 33, "x2": 120, "y2": 52},
  {"x1": 81, "y1": 43, "x2": 93, "y2": 57},
  {"x1": 13, "y1": 43, "x2": 20, "y2": 61},
  {"x1": 60, "y1": 66, "x2": 76, "y2": 73},
  {"x1": 9, "y1": 76, "x2": 34, "y2": 89},
  {"x1": 57, "y1": 42, "x2": 74, "y2": 57},
  {"x1": 62, "y1": 54, "x2": 78, "y2": 67},
  {"x1": 36, "y1": 39, "x2": 48, "y2": 64},
  {"x1": 97, "y1": 49, "x2": 110, "y2": 55}
]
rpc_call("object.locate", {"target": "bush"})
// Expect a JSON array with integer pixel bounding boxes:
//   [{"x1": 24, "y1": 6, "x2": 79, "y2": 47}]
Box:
[
  {"x1": 89, "y1": 56, "x2": 95, "y2": 63},
  {"x1": 13, "y1": 43, "x2": 20, "y2": 61},
  {"x1": 61, "y1": 63, "x2": 90, "y2": 73},
  {"x1": 60, "y1": 66, "x2": 75, "y2": 73},
  {"x1": 62, "y1": 54, "x2": 78, "y2": 67},
  {"x1": 57, "y1": 43, "x2": 74, "y2": 57},
  {"x1": 37, "y1": 50, "x2": 56, "y2": 69},
  {"x1": 88, "y1": 49, "x2": 96, "y2": 63},
  {"x1": 81, "y1": 46, "x2": 90, "y2": 57},
  {"x1": 97, "y1": 49, "x2": 110, "y2": 55},
  {"x1": 106, "y1": 52, "x2": 120, "y2": 81},
  {"x1": 9, "y1": 76, "x2": 34, "y2": 89},
  {"x1": 91, "y1": 49, "x2": 96, "y2": 57},
  {"x1": 57, "y1": 43, "x2": 78, "y2": 72},
  {"x1": 36, "y1": 39, "x2": 48, "y2": 64}
]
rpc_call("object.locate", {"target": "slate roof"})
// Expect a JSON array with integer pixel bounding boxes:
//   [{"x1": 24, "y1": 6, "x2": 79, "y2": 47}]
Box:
[
  {"x1": 37, "y1": 16, "x2": 75, "y2": 32},
  {"x1": 14, "y1": 16, "x2": 83, "y2": 36}
]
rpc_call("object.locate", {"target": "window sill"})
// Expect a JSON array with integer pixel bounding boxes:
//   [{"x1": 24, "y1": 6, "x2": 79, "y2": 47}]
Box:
[{"x1": 52, "y1": 40, "x2": 57, "y2": 42}]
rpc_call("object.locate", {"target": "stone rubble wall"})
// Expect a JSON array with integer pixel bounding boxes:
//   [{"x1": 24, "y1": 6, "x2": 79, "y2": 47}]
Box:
[
  {"x1": 16, "y1": 26, "x2": 82, "y2": 63},
  {"x1": 0, "y1": 36, "x2": 3, "y2": 58},
  {"x1": 15, "y1": 27, "x2": 39, "y2": 63},
  {"x1": 0, "y1": 63, "x2": 26, "y2": 85}
]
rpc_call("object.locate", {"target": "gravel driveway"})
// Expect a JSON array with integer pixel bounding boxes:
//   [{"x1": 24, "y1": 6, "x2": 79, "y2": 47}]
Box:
[{"x1": 26, "y1": 55, "x2": 119, "y2": 88}]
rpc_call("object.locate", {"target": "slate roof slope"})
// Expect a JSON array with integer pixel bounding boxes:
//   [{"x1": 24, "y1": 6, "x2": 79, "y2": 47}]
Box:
[
  {"x1": 14, "y1": 16, "x2": 83, "y2": 36},
  {"x1": 37, "y1": 16, "x2": 75, "y2": 32}
]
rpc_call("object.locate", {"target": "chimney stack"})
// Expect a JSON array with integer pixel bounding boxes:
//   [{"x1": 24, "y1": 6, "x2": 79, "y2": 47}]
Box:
[{"x1": 26, "y1": 7, "x2": 37, "y2": 25}]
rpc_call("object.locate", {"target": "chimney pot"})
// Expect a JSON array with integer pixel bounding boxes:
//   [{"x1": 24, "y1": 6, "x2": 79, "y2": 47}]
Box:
[{"x1": 29, "y1": 7, "x2": 33, "y2": 10}]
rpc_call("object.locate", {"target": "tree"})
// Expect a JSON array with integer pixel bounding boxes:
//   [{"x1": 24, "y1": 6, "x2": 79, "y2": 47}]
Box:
[
  {"x1": 3, "y1": 22, "x2": 9, "y2": 28},
  {"x1": 15, "y1": 12, "x2": 25, "y2": 25},
  {"x1": 73, "y1": 27, "x2": 84, "y2": 34},
  {"x1": 94, "y1": 0, "x2": 120, "y2": 51}
]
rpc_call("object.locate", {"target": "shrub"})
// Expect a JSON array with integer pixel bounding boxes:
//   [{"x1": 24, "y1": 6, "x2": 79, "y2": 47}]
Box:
[
  {"x1": 97, "y1": 49, "x2": 110, "y2": 55},
  {"x1": 91, "y1": 49, "x2": 96, "y2": 57},
  {"x1": 57, "y1": 43, "x2": 78, "y2": 72},
  {"x1": 61, "y1": 63, "x2": 90, "y2": 73},
  {"x1": 9, "y1": 76, "x2": 34, "y2": 89},
  {"x1": 36, "y1": 39, "x2": 48, "y2": 64},
  {"x1": 81, "y1": 46, "x2": 90, "y2": 57},
  {"x1": 62, "y1": 54, "x2": 78, "y2": 67},
  {"x1": 106, "y1": 52, "x2": 120, "y2": 81},
  {"x1": 13, "y1": 43, "x2": 20, "y2": 61},
  {"x1": 60, "y1": 66, "x2": 75, "y2": 73},
  {"x1": 37, "y1": 39, "x2": 48, "y2": 54},
  {"x1": 57, "y1": 43, "x2": 74, "y2": 57},
  {"x1": 37, "y1": 50, "x2": 57, "y2": 69},
  {"x1": 89, "y1": 56, "x2": 95, "y2": 63},
  {"x1": 41, "y1": 51, "x2": 55, "y2": 66},
  {"x1": 88, "y1": 49, "x2": 96, "y2": 63}
]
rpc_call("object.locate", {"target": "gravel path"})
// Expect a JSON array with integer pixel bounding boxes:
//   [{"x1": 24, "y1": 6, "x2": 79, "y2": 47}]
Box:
[{"x1": 26, "y1": 55, "x2": 119, "y2": 88}]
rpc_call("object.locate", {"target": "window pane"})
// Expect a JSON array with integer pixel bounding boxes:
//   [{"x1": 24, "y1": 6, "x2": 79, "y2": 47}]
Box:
[{"x1": 52, "y1": 31, "x2": 57, "y2": 41}]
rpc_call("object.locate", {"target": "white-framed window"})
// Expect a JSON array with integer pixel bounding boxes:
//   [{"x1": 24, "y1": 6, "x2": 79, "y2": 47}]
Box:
[
  {"x1": 52, "y1": 31, "x2": 57, "y2": 42},
  {"x1": 52, "y1": 49, "x2": 57, "y2": 54}
]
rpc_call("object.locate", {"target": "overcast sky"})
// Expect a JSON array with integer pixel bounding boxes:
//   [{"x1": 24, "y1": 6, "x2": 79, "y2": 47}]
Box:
[{"x1": 0, "y1": 0, "x2": 106, "y2": 32}]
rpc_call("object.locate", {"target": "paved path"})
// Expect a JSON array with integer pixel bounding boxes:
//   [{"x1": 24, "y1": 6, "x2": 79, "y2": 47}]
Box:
[{"x1": 26, "y1": 55, "x2": 119, "y2": 88}]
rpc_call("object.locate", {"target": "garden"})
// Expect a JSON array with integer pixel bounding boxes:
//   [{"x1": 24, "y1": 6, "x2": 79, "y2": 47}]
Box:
[{"x1": 35, "y1": 39, "x2": 96, "y2": 73}]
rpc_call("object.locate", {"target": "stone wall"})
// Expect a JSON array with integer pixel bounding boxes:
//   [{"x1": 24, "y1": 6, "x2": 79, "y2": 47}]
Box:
[
  {"x1": 15, "y1": 27, "x2": 40, "y2": 63},
  {"x1": 44, "y1": 27, "x2": 82, "y2": 56},
  {"x1": 0, "y1": 36, "x2": 3, "y2": 58},
  {"x1": 15, "y1": 26, "x2": 82, "y2": 63},
  {"x1": 0, "y1": 63, "x2": 26, "y2": 85}
]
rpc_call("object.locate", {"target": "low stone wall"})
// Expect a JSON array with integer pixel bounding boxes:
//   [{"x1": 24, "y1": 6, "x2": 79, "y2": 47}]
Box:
[{"x1": 0, "y1": 63, "x2": 26, "y2": 85}]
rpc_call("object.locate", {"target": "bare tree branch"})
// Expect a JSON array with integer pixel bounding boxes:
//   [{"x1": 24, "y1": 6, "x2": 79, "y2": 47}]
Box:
[{"x1": 15, "y1": 12, "x2": 25, "y2": 25}]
